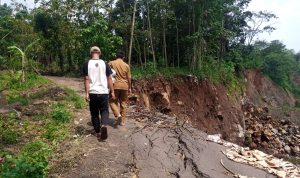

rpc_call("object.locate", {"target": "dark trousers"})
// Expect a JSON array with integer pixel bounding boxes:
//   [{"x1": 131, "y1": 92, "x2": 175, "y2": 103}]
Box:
[{"x1": 89, "y1": 94, "x2": 109, "y2": 133}]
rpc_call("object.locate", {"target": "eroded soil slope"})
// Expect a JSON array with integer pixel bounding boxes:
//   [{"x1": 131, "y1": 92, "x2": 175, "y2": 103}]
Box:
[
  {"x1": 245, "y1": 69, "x2": 295, "y2": 107},
  {"x1": 133, "y1": 75, "x2": 245, "y2": 143},
  {"x1": 132, "y1": 70, "x2": 300, "y2": 162}
]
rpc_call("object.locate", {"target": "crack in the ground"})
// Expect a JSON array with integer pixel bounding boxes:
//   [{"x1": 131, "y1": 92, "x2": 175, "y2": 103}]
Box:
[
  {"x1": 169, "y1": 170, "x2": 180, "y2": 178},
  {"x1": 128, "y1": 114, "x2": 211, "y2": 178},
  {"x1": 185, "y1": 157, "x2": 210, "y2": 178},
  {"x1": 130, "y1": 149, "x2": 139, "y2": 176},
  {"x1": 145, "y1": 134, "x2": 154, "y2": 156},
  {"x1": 175, "y1": 128, "x2": 210, "y2": 178}
]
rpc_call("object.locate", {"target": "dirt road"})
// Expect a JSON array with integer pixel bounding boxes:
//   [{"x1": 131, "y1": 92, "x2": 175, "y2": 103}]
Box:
[{"x1": 47, "y1": 76, "x2": 275, "y2": 178}]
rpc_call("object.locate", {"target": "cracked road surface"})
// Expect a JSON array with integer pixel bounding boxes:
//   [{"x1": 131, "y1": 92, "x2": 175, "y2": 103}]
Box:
[{"x1": 47, "y1": 76, "x2": 275, "y2": 178}]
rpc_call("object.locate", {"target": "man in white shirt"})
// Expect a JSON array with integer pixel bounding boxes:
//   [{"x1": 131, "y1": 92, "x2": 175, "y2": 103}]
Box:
[{"x1": 82, "y1": 46, "x2": 115, "y2": 141}]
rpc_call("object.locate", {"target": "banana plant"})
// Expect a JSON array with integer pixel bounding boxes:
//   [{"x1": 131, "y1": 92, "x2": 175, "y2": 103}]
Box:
[{"x1": 8, "y1": 39, "x2": 40, "y2": 82}]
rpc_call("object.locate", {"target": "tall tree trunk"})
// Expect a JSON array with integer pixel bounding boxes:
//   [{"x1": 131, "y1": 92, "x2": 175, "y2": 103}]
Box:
[
  {"x1": 144, "y1": 43, "x2": 147, "y2": 66},
  {"x1": 163, "y1": 20, "x2": 168, "y2": 67},
  {"x1": 58, "y1": 47, "x2": 64, "y2": 73},
  {"x1": 67, "y1": 49, "x2": 73, "y2": 72},
  {"x1": 220, "y1": 18, "x2": 225, "y2": 61},
  {"x1": 134, "y1": 36, "x2": 143, "y2": 68},
  {"x1": 128, "y1": 0, "x2": 137, "y2": 66},
  {"x1": 197, "y1": 4, "x2": 205, "y2": 70},
  {"x1": 142, "y1": 13, "x2": 147, "y2": 67},
  {"x1": 147, "y1": 1, "x2": 156, "y2": 69},
  {"x1": 191, "y1": 5, "x2": 196, "y2": 70},
  {"x1": 175, "y1": 18, "x2": 180, "y2": 68}
]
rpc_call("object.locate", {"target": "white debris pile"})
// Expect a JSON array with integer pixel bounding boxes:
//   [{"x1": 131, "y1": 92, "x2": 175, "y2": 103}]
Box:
[
  {"x1": 207, "y1": 135, "x2": 300, "y2": 178},
  {"x1": 224, "y1": 146, "x2": 300, "y2": 178}
]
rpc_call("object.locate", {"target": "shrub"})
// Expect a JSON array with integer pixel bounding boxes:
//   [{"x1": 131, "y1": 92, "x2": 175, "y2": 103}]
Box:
[
  {"x1": 51, "y1": 105, "x2": 71, "y2": 123},
  {"x1": 0, "y1": 114, "x2": 21, "y2": 144},
  {"x1": 1, "y1": 129, "x2": 21, "y2": 144},
  {"x1": 131, "y1": 60, "x2": 243, "y2": 93},
  {"x1": 0, "y1": 141, "x2": 52, "y2": 178},
  {"x1": 43, "y1": 122, "x2": 69, "y2": 141}
]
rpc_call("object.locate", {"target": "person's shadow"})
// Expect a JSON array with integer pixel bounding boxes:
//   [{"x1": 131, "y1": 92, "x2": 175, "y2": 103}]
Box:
[
  {"x1": 86, "y1": 117, "x2": 115, "y2": 128},
  {"x1": 75, "y1": 117, "x2": 116, "y2": 137}
]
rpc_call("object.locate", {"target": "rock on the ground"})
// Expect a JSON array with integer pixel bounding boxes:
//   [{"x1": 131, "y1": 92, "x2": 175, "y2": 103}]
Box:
[
  {"x1": 284, "y1": 145, "x2": 291, "y2": 154},
  {"x1": 242, "y1": 102, "x2": 300, "y2": 159}
]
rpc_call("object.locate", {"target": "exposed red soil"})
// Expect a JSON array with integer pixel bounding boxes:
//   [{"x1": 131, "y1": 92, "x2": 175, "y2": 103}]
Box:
[
  {"x1": 132, "y1": 70, "x2": 299, "y2": 143},
  {"x1": 245, "y1": 69, "x2": 295, "y2": 107},
  {"x1": 292, "y1": 72, "x2": 300, "y2": 86},
  {"x1": 132, "y1": 75, "x2": 245, "y2": 143}
]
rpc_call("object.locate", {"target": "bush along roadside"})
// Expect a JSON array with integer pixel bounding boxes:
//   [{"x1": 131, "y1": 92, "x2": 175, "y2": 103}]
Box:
[
  {"x1": 131, "y1": 60, "x2": 245, "y2": 94},
  {"x1": 0, "y1": 71, "x2": 85, "y2": 177}
]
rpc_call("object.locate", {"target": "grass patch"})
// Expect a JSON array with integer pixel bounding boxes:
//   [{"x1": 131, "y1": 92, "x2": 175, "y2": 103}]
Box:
[
  {"x1": 132, "y1": 61, "x2": 244, "y2": 93},
  {"x1": 29, "y1": 89, "x2": 50, "y2": 100},
  {"x1": 0, "y1": 71, "x2": 49, "y2": 92},
  {"x1": 8, "y1": 96, "x2": 30, "y2": 105},
  {"x1": 64, "y1": 87, "x2": 86, "y2": 109},
  {"x1": 132, "y1": 66, "x2": 191, "y2": 79},
  {"x1": 43, "y1": 122, "x2": 69, "y2": 142},
  {"x1": 0, "y1": 71, "x2": 50, "y2": 105},
  {"x1": 1, "y1": 141, "x2": 52, "y2": 178},
  {"x1": 0, "y1": 71, "x2": 82, "y2": 176},
  {"x1": 51, "y1": 104, "x2": 72, "y2": 123},
  {"x1": 0, "y1": 146, "x2": 11, "y2": 158},
  {"x1": 0, "y1": 114, "x2": 22, "y2": 145},
  {"x1": 1, "y1": 130, "x2": 21, "y2": 144}
]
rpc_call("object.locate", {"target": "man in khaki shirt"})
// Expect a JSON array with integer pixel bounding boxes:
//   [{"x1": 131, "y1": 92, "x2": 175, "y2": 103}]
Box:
[{"x1": 109, "y1": 51, "x2": 131, "y2": 127}]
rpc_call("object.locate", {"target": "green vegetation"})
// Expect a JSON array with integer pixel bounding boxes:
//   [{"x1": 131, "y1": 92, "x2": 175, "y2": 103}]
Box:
[
  {"x1": 242, "y1": 40, "x2": 300, "y2": 96},
  {"x1": 0, "y1": 71, "x2": 50, "y2": 105},
  {"x1": 0, "y1": 72, "x2": 83, "y2": 177},
  {"x1": 51, "y1": 104, "x2": 72, "y2": 123},
  {"x1": 64, "y1": 88, "x2": 86, "y2": 109},
  {"x1": 1, "y1": 141, "x2": 52, "y2": 178},
  {"x1": 0, "y1": 1, "x2": 274, "y2": 71},
  {"x1": 1, "y1": 129, "x2": 21, "y2": 145},
  {"x1": 0, "y1": 0, "x2": 299, "y2": 176},
  {"x1": 132, "y1": 60, "x2": 243, "y2": 93},
  {"x1": 0, "y1": 114, "x2": 21, "y2": 144},
  {"x1": 1, "y1": 0, "x2": 299, "y2": 96},
  {"x1": 43, "y1": 122, "x2": 69, "y2": 142}
]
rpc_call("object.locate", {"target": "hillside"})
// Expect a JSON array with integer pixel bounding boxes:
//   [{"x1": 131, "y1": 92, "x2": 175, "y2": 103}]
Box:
[
  {"x1": 45, "y1": 76, "x2": 277, "y2": 178},
  {"x1": 0, "y1": 71, "x2": 299, "y2": 177},
  {"x1": 1, "y1": 0, "x2": 300, "y2": 177},
  {"x1": 131, "y1": 70, "x2": 300, "y2": 161}
]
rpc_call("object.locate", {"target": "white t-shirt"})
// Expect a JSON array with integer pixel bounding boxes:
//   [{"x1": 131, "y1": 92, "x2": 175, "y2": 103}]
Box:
[
  {"x1": 111, "y1": 69, "x2": 116, "y2": 83},
  {"x1": 82, "y1": 59, "x2": 112, "y2": 94}
]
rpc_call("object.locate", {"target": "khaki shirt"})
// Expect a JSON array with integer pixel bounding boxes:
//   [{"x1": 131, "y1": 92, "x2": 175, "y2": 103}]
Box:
[{"x1": 109, "y1": 59, "x2": 131, "y2": 90}]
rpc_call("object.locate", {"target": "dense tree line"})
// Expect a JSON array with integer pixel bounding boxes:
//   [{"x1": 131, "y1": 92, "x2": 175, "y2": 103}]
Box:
[{"x1": 0, "y1": 0, "x2": 299, "y2": 91}]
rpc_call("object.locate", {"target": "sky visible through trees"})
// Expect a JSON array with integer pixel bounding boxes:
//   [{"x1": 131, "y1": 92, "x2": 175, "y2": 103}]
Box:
[
  {"x1": 0, "y1": 0, "x2": 300, "y2": 95},
  {"x1": 2, "y1": 0, "x2": 299, "y2": 52}
]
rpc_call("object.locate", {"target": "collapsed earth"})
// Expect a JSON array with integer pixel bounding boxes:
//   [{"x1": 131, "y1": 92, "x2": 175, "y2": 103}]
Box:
[{"x1": 1, "y1": 0, "x2": 300, "y2": 177}]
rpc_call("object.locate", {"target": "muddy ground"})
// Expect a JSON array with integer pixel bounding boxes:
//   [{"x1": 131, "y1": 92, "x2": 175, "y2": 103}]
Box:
[{"x1": 47, "y1": 76, "x2": 275, "y2": 178}]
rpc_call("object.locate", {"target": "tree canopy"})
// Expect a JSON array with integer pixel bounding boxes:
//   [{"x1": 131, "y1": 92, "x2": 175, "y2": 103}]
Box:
[{"x1": 0, "y1": 0, "x2": 299, "y2": 92}]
